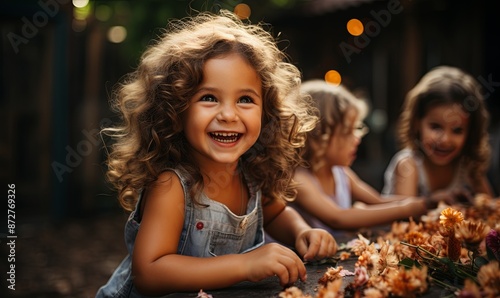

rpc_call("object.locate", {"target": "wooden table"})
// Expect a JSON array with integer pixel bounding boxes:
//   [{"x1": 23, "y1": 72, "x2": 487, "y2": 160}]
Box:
[{"x1": 165, "y1": 252, "x2": 454, "y2": 297}]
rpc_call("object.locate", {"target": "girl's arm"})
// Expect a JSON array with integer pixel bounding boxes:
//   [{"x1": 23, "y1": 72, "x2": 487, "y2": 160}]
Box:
[
  {"x1": 346, "y1": 167, "x2": 408, "y2": 204},
  {"x1": 132, "y1": 171, "x2": 308, "y2": 295},
  {"x1": 392, "y1": 156, "x2": 420, "y2": 196},
  {"x1": 293, "y1": 169, "x2": 428, "y2": 230}
]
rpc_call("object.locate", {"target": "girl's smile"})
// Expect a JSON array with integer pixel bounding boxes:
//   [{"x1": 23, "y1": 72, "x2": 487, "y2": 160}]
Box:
[{"x1": 209, "y1": 131, "x2": 242, "y2": 144}]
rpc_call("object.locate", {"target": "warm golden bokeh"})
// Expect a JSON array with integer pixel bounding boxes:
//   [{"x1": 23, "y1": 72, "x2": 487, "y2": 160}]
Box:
[
  {"x1": 347, "y1": 18, "x2": 364, "y2": 36},
  {"x1": 325, "y1": 70, "x2": 342, "y2": 86},
  {"x1": 234, "y1": 3, "x2": 251, "y2": 19}
]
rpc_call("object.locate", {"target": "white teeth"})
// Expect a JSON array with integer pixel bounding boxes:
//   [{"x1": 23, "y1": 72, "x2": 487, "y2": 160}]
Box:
[
  {"x1": 210, "y1": 132, "x2": 240, "y2": 143},
  {"x1": 212, "y1": 132, "x2": 239, "y2": 137}
]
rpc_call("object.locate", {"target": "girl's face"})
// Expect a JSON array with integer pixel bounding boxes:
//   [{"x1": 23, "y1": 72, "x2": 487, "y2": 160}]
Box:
[
  {"x1": 324, "y1": 108, "x2": 366, "y2": 167},
  {"x1": 417, "y1": 103, "x2": 469, "y2": 166},
  {"x1": 182, "y1": 53, "x2": 263, "y2": 166}
]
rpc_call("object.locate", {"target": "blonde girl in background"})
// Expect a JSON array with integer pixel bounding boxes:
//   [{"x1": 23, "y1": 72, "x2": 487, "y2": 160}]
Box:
[
  {"x1": 290, "y1": 80, "x2": 454, "y2": 235},
  {"x1": 97, "y1": 11, "x2": 336, "y2": 298},
  {"x1": 382, "y1": 66, "x2": 493, "y2": 198}
]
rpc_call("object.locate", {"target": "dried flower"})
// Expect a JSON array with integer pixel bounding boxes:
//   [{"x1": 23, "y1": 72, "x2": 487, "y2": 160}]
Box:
[
  {"x1": 350, "y1": 234, "x2": 372, "y2": 256},
  {"x1": 339, "y1": 251, "x2": 351, "y2": 261},
  {"x1": 439, "y1": 207, "x2": 465, "y2": 262},
  {"x1": 316, "y1": 278, "x2": 343, "y2": 298},
  {"x1": 339, "y1": 199, "x2": 499, "y2": 298},
  {"x1": 369, "y1": 241, "x2": 398, "y2": 276},
  {"x1": 278, "y1": 286, "x2": 312, "y2": 298},
  {"x1": 366, "y1": 273, "x2": 392, "y2": 297},
  {"x1": 356, "y1": 247, "x2": 375, "y2": 268},
  {"x1": 363, "y1": 287, "x2": 384, "y2": 298},
  {"x1": 473, "y1": 193, "x2": 493, "y2": 209},
  {"x1": 485, "y1": 228, "x2": 500, "y2": 261},
  {"x1": 353, "y1": 265, "x2": 369, "y2": 287},
  {"x1": 318, "y1": 266, "x2": 343, "y2": 287},
  {"x1": 477, "y1": 261, "x2": 500, "y2": 298},
  {"x1": 387, "y1": 266, "x2": 428, "y2": 298},
  {"x1": 455, "y1": 220, "x2": 490, "y2": 252},
  {"x1": 439, "y1": 207, "x2": 464, "y2": 229},
  {"x1": 405, "y1": 231, "x2": 426, "y2": 246}
]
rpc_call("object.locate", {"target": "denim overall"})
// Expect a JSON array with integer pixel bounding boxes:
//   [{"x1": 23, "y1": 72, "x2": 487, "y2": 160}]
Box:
[{"x1": 96, "y1": 166, "x2": 265, "y2": 297}]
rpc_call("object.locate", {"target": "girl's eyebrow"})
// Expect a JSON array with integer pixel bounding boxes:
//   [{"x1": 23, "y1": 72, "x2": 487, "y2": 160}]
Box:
[
  {"x1": 196, "y1": 86, "x2": 262, "y2": 97},
  {"x1": 240, "y1": 88, "x2": 262, "y2": 98}
]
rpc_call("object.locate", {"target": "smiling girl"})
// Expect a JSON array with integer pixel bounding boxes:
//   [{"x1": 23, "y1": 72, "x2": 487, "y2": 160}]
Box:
[
  {"x1": 383, "y1": 66, "x2": 493, "y2": 198},
  {"x1": 96, "y1": 10, "x2": 336, "y2": 298}
]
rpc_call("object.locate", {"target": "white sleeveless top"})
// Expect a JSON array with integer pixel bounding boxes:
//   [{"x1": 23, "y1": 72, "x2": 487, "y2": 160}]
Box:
[
  {"x1": 288, "y1": 166, "x2": 352, "y2": 236},
  {"x1": 331, "y1": 166, "x2": 352, "y2": 209},
  {"x1": 382, "y1": 149, "x2": 470, "y2": 196}
]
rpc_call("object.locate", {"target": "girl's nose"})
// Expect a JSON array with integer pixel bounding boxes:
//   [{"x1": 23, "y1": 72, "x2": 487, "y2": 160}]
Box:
[
  {"x1": 437, "y1": 131, "x2": 451, "y2": 143},
  {"x1": 217, "y1": 103, "x2": 238, "y2": 122},
  {"x1": 353, "y1": 135, "x2": 362, "y2": 146}
]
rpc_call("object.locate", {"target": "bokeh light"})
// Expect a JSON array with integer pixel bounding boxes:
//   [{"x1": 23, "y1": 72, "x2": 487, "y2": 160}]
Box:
[
  {"x1": 107, "y1": 26, "x2": 127, "y2": 43},
  {"x1": 234, "y1": 4, "x2": 251, "y2": 19},
  {"x1": 347, "y1": 18, "x2": 364, "y2": 36},
  {"x1": 72, "y1": 0, "x2": 89, "y2": 8},
  {"x1": 368, "y1": 109, "x2": 388, "y2": 133},
  {"x1": 325, "y1": 70, "x2": 342, "y2": 86},
  {"x1": 74, "y1": 3, "x2": 91, "y2": 20}
]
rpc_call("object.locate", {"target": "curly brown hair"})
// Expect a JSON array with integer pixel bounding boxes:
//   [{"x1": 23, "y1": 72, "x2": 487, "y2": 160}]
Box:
[
  {"x1": 300, "y1": 80, "x2": 368, "y2": 171},
  {"x1": 397, "y1": 65, "x2": 490, "y2": 188},
  {"x1": 102, "y1": 10, "x2": 317, "y2": 211}
]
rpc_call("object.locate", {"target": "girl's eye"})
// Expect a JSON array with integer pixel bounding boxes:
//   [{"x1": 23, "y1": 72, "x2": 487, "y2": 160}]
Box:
[
  {"x1": 200, "y1": 95, "x2": 217, "y2": 102},
  {"x1": 429, "y1": 123, "x2": 442, "y2": 131},
  {"x1": 452, "y1": 127, "x2": 465, "y2": 134},
  {"x1": 238, "y1": 96, "x2": 253, "y2": 104}
]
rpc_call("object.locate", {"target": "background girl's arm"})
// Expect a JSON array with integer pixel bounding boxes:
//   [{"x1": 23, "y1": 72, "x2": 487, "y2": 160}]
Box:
[
  {"x1": 392, "y1": 156, "x2": 420, "y2": 196},
  {"x1": 293, "y1": 169, "x2": 428, "y2": 230},
  {"x1": 346, "y1": 167, "x2": 408, "y2": 204}
]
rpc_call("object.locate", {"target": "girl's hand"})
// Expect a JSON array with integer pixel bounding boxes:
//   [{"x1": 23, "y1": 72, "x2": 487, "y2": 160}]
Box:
[
  {"x1": 243, "y1": 243, "x2": 307, "y2": 287},
  {"x1": 295, "y1": 229, "x2": 337, "y2": 262},
  {"x1": 426, "y1": 187, "x2": 473, "y2": 207}
]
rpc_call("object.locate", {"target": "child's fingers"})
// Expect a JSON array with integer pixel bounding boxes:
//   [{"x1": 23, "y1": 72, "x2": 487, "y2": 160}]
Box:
[
  {"x1": 276, "y1": 260, "x2": 298, "y2": 287},
  {"x1": 273, "y1": 248, "x2": 306, "y2": 286},
  {"x1": 302, "y1": 237, "x2": 320, "y2": 261},
  {"x1": 246, "y1": 243, "x2": 306, "y2": 285},
  {"x1": 300, "y1": 230, "x2": 337, "y2": 261},
  {"x1": 326, "y1": 236, "x2": 338, "y2": 256}
]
